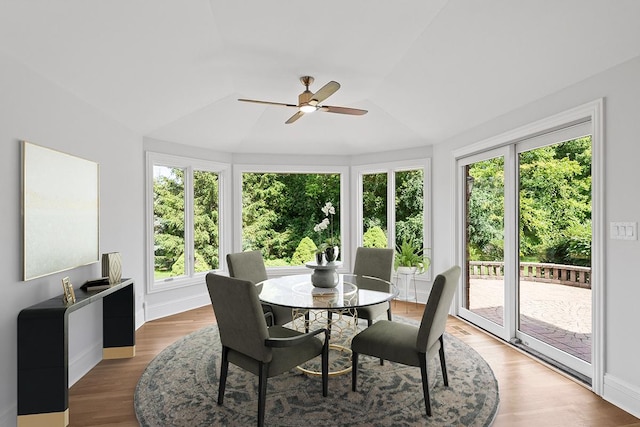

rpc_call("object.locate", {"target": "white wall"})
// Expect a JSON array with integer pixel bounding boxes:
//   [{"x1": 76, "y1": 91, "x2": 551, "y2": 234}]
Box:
[
  {"x1": 432, "y1": 55, "x2": 640, "y2": 417},
  {"x1": 0, "y1": 51, "x2": 144, "y2": 426}
]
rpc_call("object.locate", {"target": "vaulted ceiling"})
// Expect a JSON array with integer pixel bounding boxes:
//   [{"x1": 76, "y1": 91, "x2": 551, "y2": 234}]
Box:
[{"x1": 1, "y1": 1, "x2": 640, "y2": 155}]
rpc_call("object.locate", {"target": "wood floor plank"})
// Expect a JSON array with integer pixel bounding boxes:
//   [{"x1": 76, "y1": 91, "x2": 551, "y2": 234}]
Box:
[{"x1": 68, "y1": 302, "x2": 639, "y2": 426}]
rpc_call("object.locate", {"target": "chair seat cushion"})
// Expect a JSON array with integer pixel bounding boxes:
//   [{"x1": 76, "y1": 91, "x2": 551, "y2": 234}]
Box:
[
  {"x1": 352, "y1": 320, "x2": 439, "y2": 367},
  {"x1": 354, "y1": 302, "x2": 389, "y2": 321}
]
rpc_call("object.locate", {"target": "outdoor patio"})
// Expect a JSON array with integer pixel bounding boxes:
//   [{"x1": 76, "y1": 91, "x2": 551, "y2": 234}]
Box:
[{"x1": 469, "y1": 278, "x2": 592, "y2": 362}]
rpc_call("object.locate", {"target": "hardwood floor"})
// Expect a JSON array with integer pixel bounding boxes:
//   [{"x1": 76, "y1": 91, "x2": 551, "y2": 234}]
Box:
[{"x1": 69, "y1": 301, "x2": 640, "y2": 426}]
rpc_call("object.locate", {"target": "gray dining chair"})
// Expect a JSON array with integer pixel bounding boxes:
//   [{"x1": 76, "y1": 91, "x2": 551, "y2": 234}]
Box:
[
  {"x1": 351, "y1": 247, "x2": 395, "y2": 326},
  {"x1": 351, "y1": 265, "x2": 461, "y2": 418},
  {"x1": 206, "y1": 273, "x2": 328, "y2": 427},
  {"x1": 227, "y1": 250, "x2": 293, "y2": 326}
]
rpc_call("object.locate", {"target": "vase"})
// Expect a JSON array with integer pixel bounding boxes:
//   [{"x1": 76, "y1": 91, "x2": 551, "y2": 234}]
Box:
[
  {"x1": 325, "y1": 246, "x2": 339, "y2": 263},
  {"x1": 315, "y1": 251, "x2": 325, "y2": 265}
]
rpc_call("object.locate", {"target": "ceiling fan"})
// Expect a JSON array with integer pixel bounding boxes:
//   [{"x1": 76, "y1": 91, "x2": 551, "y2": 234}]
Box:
[{"x1": 238, "y1": 76, "x2": 368, "y2": 124}]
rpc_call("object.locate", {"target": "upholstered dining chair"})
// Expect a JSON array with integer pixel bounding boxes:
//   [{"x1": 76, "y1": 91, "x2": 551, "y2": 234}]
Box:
[
  {"x1": 351, "y1": 265, "x2": 461, "y2": 417},
  {"x1": 206, "y1": 273, "x2": 329, "y2": 427},
  {"x1": 350, "y1": 247, "x2": 395, "y2": 326},
  {"x1": 227, "y1": 250, "x2": 293, "y2": 326}
]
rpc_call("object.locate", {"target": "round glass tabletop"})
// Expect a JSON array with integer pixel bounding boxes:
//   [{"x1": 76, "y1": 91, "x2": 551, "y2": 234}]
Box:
[{"x1": 257, "y1": 274, "x2": 398, "y2": 310}]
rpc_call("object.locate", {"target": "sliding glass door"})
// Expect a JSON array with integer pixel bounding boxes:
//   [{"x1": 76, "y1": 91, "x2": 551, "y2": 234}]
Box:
[{"x1": 457, "y1": 124, "x2": 593, "y2": 380}]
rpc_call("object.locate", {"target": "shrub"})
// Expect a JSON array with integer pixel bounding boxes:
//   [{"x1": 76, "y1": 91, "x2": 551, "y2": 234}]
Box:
[
  {"x1": 290, "y1": 237, "x2": 318, "y2": 265},
  {"x1": 363, "y1": 226, "x2": 388, "y2": 248},
  {"x1": 171, "y1": 252, "x2": 211, "y2": 275}
]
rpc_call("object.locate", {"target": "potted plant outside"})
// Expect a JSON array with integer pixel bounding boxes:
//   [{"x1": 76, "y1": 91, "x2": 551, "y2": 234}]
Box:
[{"x1": 394, "y1": 240, "x2": 431, "y2": 275}]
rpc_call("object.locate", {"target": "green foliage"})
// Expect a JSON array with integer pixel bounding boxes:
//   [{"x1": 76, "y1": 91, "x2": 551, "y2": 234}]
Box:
[
  {"x1": 467, "y1": 137, "x2": 592, "y2": 267},
  {"x1": 362, "y1": 173, "x2": 387, "y2": 230},
  {"x1": 395, "y1": 169, "x2": 424, "y2": 248},
  {"x1": 241, "y1": 173, "x2": 340, "y2": 264},
  {"x1": 363, "y1": 226, "x2": 388, "y2": 248},
  {"x1": 394, "y1": 239, "x2": 430, "y2": 274},
  {"x1": 170, "y1": 252, "x2": 211, "y2": 276},
  {"x1": 291, "y1": 237, "x2": 318, "y2": 266},
  {"x1": 154, "y1": 167, "x2": 220, "y2": 274},
  {"x1": 540, "y1": 221, "x2": 591, "y2": 266},
  {"x1": 154, "y1": 168, "x2": 185, "y2": 272},
  {"x1": 264, "y1": 258, "x2": 290, "y2": 267}
]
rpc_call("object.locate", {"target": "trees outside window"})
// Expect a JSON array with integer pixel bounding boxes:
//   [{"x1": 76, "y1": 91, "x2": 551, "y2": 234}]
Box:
[
  {"x1": 360, "y1": 166, "x2": 427, "y2": 252},
  {"x1": 148, "y1": 153, "x2": 227, "y2": 289},
  {"x1": 241, "y1": 172, "x2": 341, "y2": 266}
]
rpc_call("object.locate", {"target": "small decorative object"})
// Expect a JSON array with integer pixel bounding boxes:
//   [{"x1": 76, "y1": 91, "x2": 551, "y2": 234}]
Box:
[
  {"x1": 394, "y1": 239, "x2": 431, "y2": 274},
  {"x1": 306, "y1": 261, "x2": 342, "y2": 288},
  {"x1": 314, "y1": 201, "x2": 339, "y2": 263},
  {"x1": 325, "y1": 245, "x2": 339, "y2": 263},
  {"x1": 102, "y1": 252, "x2": 122, "y2": 284},
  {"x1": 315, "y1": 251, "x2": 325, "y2": 265},
  {"x1": 61, "y1": 276, "x2": 76, "y2": 304}
]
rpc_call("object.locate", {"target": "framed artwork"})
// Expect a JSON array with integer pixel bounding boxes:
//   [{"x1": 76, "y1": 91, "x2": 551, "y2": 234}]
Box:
[
  {"x1": 62, "y1": 276, "x2": 76, "y2": 304},
  {"x1": 22, "y1": 141, "x2": 100, "y2": 281}
]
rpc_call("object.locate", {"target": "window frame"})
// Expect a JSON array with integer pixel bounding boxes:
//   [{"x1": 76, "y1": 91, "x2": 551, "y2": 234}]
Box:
[
  {"x1": 145, "y1": 152, "x2": 231, "y2": 293},
  {"x1": 233, "y1": 164, "x2": 349, "y2": 276},
  {"x1": 351, "y1": 158, "x2": 432, "y2": 280}
]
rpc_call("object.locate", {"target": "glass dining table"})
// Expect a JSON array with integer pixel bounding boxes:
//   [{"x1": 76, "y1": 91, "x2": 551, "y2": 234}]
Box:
[{"x1": 256, "y1": 273, "x2": 398, "y2": 375}]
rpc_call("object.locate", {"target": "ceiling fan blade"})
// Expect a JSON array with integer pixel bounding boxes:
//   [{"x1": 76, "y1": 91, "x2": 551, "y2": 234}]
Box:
[
  {"x1": 238, "y1": 98, "x2": 297, "y2": 108},
  {"x1": 320, "y1": 105, "x2": 368, "y2": 115},
  {"x1": 285, "y1": 110, "x2": 305, "y2": 124},
  {"x1": 311, "y1": 81, "x2": 340, "y2": 104}
]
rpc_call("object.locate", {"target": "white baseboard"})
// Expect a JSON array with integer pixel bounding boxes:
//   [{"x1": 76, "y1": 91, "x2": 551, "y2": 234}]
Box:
[
  {"x1": 603, "y1": 373, "x2": 640, "y2": 418},
  {"x1": 0, "y1": 403, "x2": 15, "y2": 427},
  {"x1": 144, "y1": 291, "x2": 211, "y2": 322},
  {"x1": 135, "y1": 308, "x2": 145, "y2": 330},
  {"x1": 68, "y1": 341, "x2": 102, "y2": 387}
]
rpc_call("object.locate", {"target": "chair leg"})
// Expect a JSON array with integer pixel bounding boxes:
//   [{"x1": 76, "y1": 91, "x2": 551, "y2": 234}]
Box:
[
  {"x1": 438, "y1": 335, "x2": 449, "y2": 387},
  {"x1": 217, "y1": 346, "x2": 229, "y2": 405},
  {"x1": 321, "y1": 336, "x2": 329, "y2": 397},
  {"x1": 305, "y1": 311, "x2": 310, "y2": 333},
  {"x1": 387, "y1": 305, "x2": 392, "y2": 321},
  {"x1": 419, "y1": 352, "x2": 432, "y2": 417},
  {"x1": 257, "y1": 362, "x2": 269, "y2": 427},
  {"x1": 351, "y1": 352, "x2": 359, "y2": 392},
  {"x1": 327, "y1": 310, "x2": 333, "y2": 336}
]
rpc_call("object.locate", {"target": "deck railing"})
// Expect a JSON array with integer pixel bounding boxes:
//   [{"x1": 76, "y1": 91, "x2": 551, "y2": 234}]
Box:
[{"x1": 469, "y1": 261, "x2": 591, "y2": 289}]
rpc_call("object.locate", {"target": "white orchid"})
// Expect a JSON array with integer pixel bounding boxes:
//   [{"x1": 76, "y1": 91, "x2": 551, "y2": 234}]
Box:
[
  {"x1": 313, "y1": 218, "x2": 329, "y2": 232},
  {"x1": 314, "y1": 202, "x2": 337, "y2": 249},
  {"x1": 321, "y1": 201, "x2": 335, "y2": 216}
]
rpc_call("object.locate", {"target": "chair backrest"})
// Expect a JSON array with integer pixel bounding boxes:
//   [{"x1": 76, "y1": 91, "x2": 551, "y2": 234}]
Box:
[
  {"x1": 416, "y1": 266, "x2": 461, "y2": 352},
  {"x1": 227, "y1": 250, "x2": 268, "y2": 284},
  {"x1": 206, "y1": 273, "x2": 272, "y2": 363},
  {"x1": 353, "y1": 247, "x2": 394, "y2": 282}
]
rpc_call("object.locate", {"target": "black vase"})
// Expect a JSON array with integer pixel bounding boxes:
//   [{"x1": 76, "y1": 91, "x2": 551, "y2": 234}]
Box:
[{"x1": 325, "y1": 246, "x2": 339, "y2": 263}]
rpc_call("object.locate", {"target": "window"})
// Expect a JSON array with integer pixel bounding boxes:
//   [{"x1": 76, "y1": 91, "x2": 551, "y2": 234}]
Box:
[
  {"x1": 146, "y1": 153, "x2": 229, "y2": 291},
  {"x1": 355, "y1": 160, "x2": 430, "y2": 270},
  {"x1": 236, "y1": 167, "x2": 346, "y2": 268}
]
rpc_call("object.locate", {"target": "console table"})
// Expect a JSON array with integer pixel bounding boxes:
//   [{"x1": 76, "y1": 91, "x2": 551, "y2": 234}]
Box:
[{"x1": 17, "y1": 278, "x2": 135, "y2": 427}]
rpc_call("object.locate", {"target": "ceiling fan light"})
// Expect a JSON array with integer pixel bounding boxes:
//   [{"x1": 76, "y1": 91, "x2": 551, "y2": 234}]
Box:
[{"x1": 299, "y1": 104, "x2": 317, "y2": 113}]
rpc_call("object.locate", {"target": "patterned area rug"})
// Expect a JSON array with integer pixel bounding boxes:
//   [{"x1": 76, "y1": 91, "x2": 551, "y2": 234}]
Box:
[{"x1": 135, "y1": 317, "x2": 499, "y2": 426}]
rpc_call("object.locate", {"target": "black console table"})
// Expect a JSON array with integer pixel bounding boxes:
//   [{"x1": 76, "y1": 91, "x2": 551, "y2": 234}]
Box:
[{"x1": 17, "y1": 278, "x2": 135, "y2": 427}]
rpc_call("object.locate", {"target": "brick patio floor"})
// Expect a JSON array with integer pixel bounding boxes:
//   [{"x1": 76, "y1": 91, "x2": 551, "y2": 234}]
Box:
[{"x1": 469, "y1": 279, "x2": 592, "y2": 362}]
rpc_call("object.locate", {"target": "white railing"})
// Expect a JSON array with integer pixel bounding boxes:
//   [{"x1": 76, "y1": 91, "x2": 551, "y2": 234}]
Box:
[{"x1": 469, "y1": 261, "x2": 591, "y2": 289}]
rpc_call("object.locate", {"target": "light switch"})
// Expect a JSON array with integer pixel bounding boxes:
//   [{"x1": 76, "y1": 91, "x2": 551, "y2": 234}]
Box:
[{"x1": 610, "y1": 222, "x2": 637, "y2": 240}]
